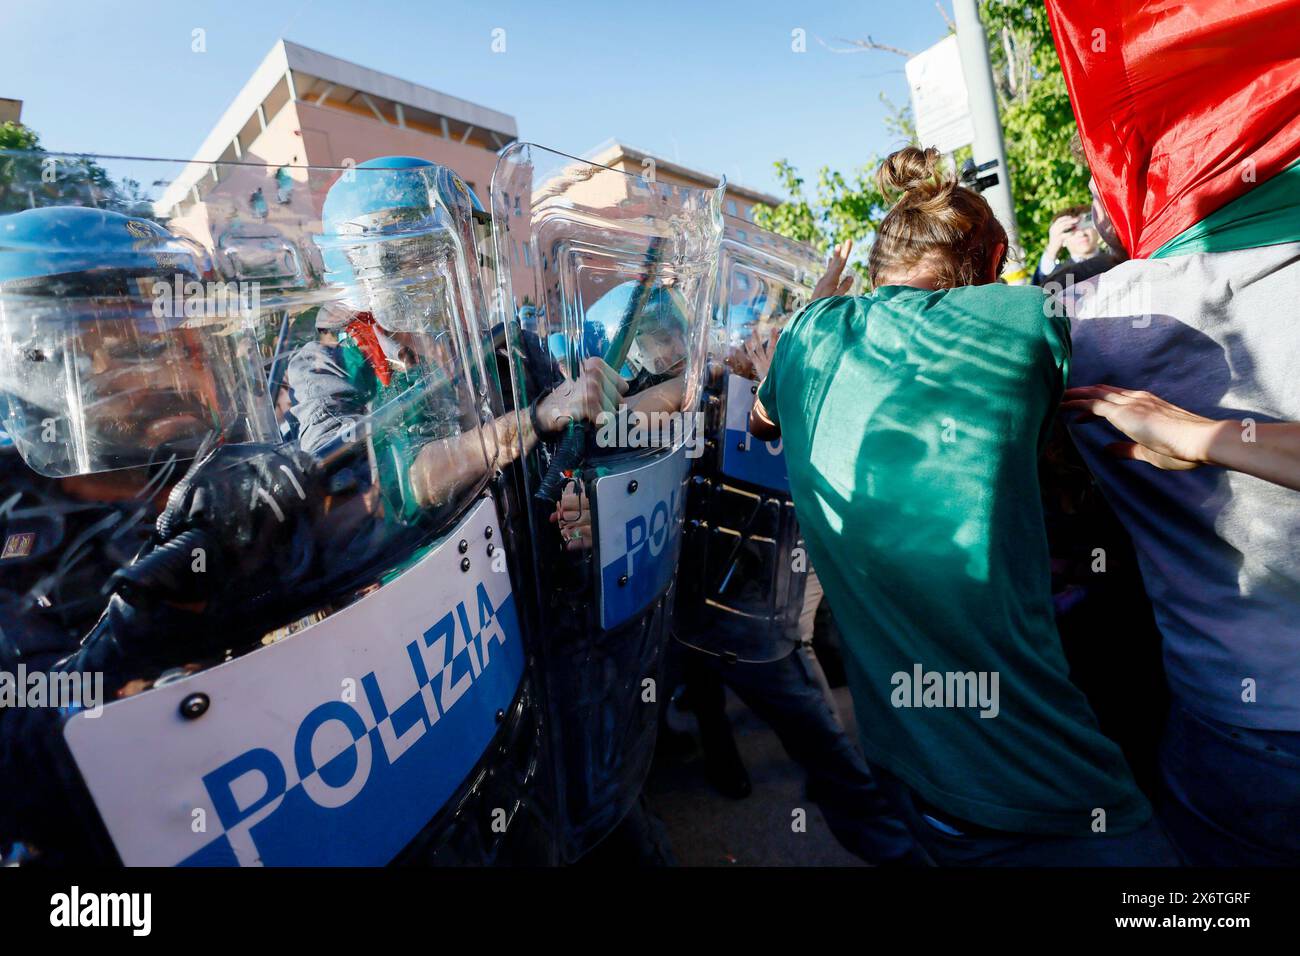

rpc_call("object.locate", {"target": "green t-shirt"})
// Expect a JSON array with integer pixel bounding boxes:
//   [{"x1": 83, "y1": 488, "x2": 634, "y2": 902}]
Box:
[{"x1": 758, "y1": 284, "x2": 1150, "y2": 836}]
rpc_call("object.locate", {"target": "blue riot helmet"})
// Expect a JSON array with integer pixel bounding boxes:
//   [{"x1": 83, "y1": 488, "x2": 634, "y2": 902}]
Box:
[
  {"x1": 315, "y1": 157, "x2": 483, "y2": 334},
  {"x1": 0, "y1": 206, "x2": 277, "y2": 477},
  {"x1": 587, "y1": 279, "x2": 690, "y2": 379}
]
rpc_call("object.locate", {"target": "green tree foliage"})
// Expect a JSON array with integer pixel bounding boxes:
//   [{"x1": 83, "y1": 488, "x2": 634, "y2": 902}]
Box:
[
  {"x1": 0, "y1": 121, "x2": 39, "y2": 151},
  {"x1": 757, "y1": 2, "x2": 1090, "y2": 265},
  {"x1": 752, "y1": 159, "x2": 887, "y2": 254},
  {"x1": 0, "y1": 122, "x2": 147, "y2": 214},
  {"x1": 981, "y1": 0, "x2": 1090, "y2": 256}
]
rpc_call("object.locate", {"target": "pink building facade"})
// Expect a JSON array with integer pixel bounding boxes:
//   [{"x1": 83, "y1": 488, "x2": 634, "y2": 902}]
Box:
[{"x1": 158, "y1": 40, "x2": 516, "y2": 221}]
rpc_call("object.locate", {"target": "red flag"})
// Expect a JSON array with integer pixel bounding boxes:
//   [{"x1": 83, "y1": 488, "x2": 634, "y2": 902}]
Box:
[
  {"x1": 345, "y1": 312, "x2": 393, "y2": 386},
  {"x1": 1046, "y1": 0, "x2": 1300, "y2": 258}
]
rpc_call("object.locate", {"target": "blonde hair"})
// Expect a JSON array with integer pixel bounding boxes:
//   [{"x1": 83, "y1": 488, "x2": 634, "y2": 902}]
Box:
[{"x1": 868, "y1": 146, "x2": 1008, "y2": 289}]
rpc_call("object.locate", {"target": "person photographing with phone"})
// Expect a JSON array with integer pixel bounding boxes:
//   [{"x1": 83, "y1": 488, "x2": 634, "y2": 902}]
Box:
[{"x1": 1032, "y1": 203, "x2": 1120, "y2": 287}]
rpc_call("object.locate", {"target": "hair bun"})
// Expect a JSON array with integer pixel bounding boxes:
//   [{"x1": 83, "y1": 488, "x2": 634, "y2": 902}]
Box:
[{"x1": 877, "y1": 145, "x2": 943, "y2": 196}]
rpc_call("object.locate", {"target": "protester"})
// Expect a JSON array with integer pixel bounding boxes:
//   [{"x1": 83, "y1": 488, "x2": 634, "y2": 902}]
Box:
[
  {"x1": 1033, "y1": 203, "x2": 1118, "y2": 286},
  {"x1": 1047, "y1": 0, "x2": 1300, "y2": 866},
  {"x1": 1062, "y1": 199, "x2": 1300, "y2": 869},
  {"x1": 748, "y1": 145, "x2": 1175, "y2": 866}
]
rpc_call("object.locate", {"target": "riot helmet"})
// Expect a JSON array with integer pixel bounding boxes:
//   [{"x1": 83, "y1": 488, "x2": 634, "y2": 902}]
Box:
[
  {"x1": 314, "y1": 156, "x2": 483, "y2": 335},
  {"x1": 587, "y1": 280, "x2": 691, "y2": 380},
  {"x1": 0, "y1": 206, "x2": 276, "y2": 477}
]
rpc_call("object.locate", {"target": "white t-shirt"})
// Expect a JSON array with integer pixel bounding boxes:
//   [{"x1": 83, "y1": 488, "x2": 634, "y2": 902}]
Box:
[{"x1": 1064, "y1": 242, "x2": 1300, "y2": 730}]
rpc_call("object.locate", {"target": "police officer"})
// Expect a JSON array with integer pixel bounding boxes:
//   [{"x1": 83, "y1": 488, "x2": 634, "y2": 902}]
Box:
[
  {"x1": 0, "y1": 194, "x2": 556, "y2": 864},
  {"x1": 0, "y1": 205, "x2": 325, "y2": 858},
  {"x1": 0, "y1": 430, "x2": 158, "y2": 671},
  {"x1": 287, "y1": 157, "x2": 627, "y2": 519}
]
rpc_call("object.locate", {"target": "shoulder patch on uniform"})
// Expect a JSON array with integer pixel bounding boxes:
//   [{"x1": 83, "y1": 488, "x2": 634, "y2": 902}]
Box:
[{"x1": 2, "y1": 532, "x2": 36, "y2": 559}]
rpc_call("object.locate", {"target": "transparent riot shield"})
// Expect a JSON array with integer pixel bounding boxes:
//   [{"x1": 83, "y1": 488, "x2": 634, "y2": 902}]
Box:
[
  {"x1": 490, "y1": 143, "x2": 723, "y2": 859},
  {"x1": 675, "y1": 217, "x2": 823, "y2": 663},
  {"x1": 0, "y1": 151, "x2": 557, "y2": 866}
]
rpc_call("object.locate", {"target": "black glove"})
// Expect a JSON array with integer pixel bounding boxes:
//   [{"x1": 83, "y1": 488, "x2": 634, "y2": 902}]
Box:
[{"x1": 112, "y1": 441, "x2": 322, "y2": 607}]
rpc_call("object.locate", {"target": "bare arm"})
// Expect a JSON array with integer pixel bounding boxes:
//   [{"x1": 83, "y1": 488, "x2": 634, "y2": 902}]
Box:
[
  {"x1": 408, "y1": 408, "x2": 537, "y2": 509},
  {"x1": 745, "y1": 323, "x2": 783, "y2": 442},
  {"x1": 1063, "y1": 385, "x2": 1300, "y2": 492},
  {"x1": 410, "y1": 357, "x2": 627, "y2": 509},
  {"x1": 626, "y1": 375, "x2": 684, "y2": 415},
  {"x1": 749, "y1": 392, "x2": 781, "y2": 442},
  {"x1": 1207, "y1": 421, "x2": 1300, "y2": 492}
]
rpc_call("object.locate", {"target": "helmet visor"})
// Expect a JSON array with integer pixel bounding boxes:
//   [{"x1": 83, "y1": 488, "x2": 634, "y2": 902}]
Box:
[{"x1": 0, "y1": 293, "x2": 274, "y2": 477}]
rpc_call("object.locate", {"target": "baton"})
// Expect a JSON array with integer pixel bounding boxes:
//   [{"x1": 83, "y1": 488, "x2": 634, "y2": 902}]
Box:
[{"x1": 535, "y1": 237, "x2": 665, "y2": 502}]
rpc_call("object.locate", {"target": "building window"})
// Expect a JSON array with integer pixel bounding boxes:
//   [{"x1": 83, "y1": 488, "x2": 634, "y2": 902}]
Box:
[{"x1": 726, "y1": 199, "x2": 738, "y2": 216}]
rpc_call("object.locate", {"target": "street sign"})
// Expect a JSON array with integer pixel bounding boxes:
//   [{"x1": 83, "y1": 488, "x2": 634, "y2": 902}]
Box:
[{"x1": 905, "y1": 35, "x2": 974, "y2": 154}]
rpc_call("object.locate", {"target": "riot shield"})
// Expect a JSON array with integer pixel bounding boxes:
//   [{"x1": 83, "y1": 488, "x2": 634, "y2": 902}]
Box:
[
  {"x1": 490, "y1": 143, "x2": 723, "y2": 859},
  {"x1": 675, "y1": 217, "x2": 823, "y2": 663},
  {"x1": 0, "y1": 151, "x2": 557, "y2": 865}
]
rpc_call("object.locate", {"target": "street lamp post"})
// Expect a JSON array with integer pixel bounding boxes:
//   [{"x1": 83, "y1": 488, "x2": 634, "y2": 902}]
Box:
[{"x1": 953, "y1": 0, "x2": 1025, "y2": 278}]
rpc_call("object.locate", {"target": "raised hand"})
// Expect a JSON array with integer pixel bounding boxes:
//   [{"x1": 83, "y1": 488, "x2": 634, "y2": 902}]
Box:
[
  {"x1": 812, "y1": 239, "x2": 855, "y2": 300},
  {"x1": 743, "y1": 326, "x2": 782, "y2": 381}
]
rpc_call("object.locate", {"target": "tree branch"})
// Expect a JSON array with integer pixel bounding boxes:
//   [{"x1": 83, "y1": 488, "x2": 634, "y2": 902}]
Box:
[
  {"x1": 818, "y1": 35, "x2": 915, "y2": 58},
  {"x1": 935, "y1": 1, "x2": 955, "y2": 32}
]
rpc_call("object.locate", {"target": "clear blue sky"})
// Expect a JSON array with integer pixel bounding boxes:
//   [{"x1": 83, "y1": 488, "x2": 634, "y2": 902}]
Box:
[{"x1": 0, "y1": 0, "x2": 952, "y2": 198}]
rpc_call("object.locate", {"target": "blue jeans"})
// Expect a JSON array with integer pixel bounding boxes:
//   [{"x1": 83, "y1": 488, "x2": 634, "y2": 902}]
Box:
[
  {"x1": 869, "y1": 766, "x2": 1181, "y2": 866},
  {"x1": 1158, "y1": 701, "x2": 1300, "y2": 866}
]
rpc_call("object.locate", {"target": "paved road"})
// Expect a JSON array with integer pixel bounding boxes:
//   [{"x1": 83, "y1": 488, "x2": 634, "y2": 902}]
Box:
[{"x1": 646, "y1": 685, "x2": 867, "y2": 867}]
